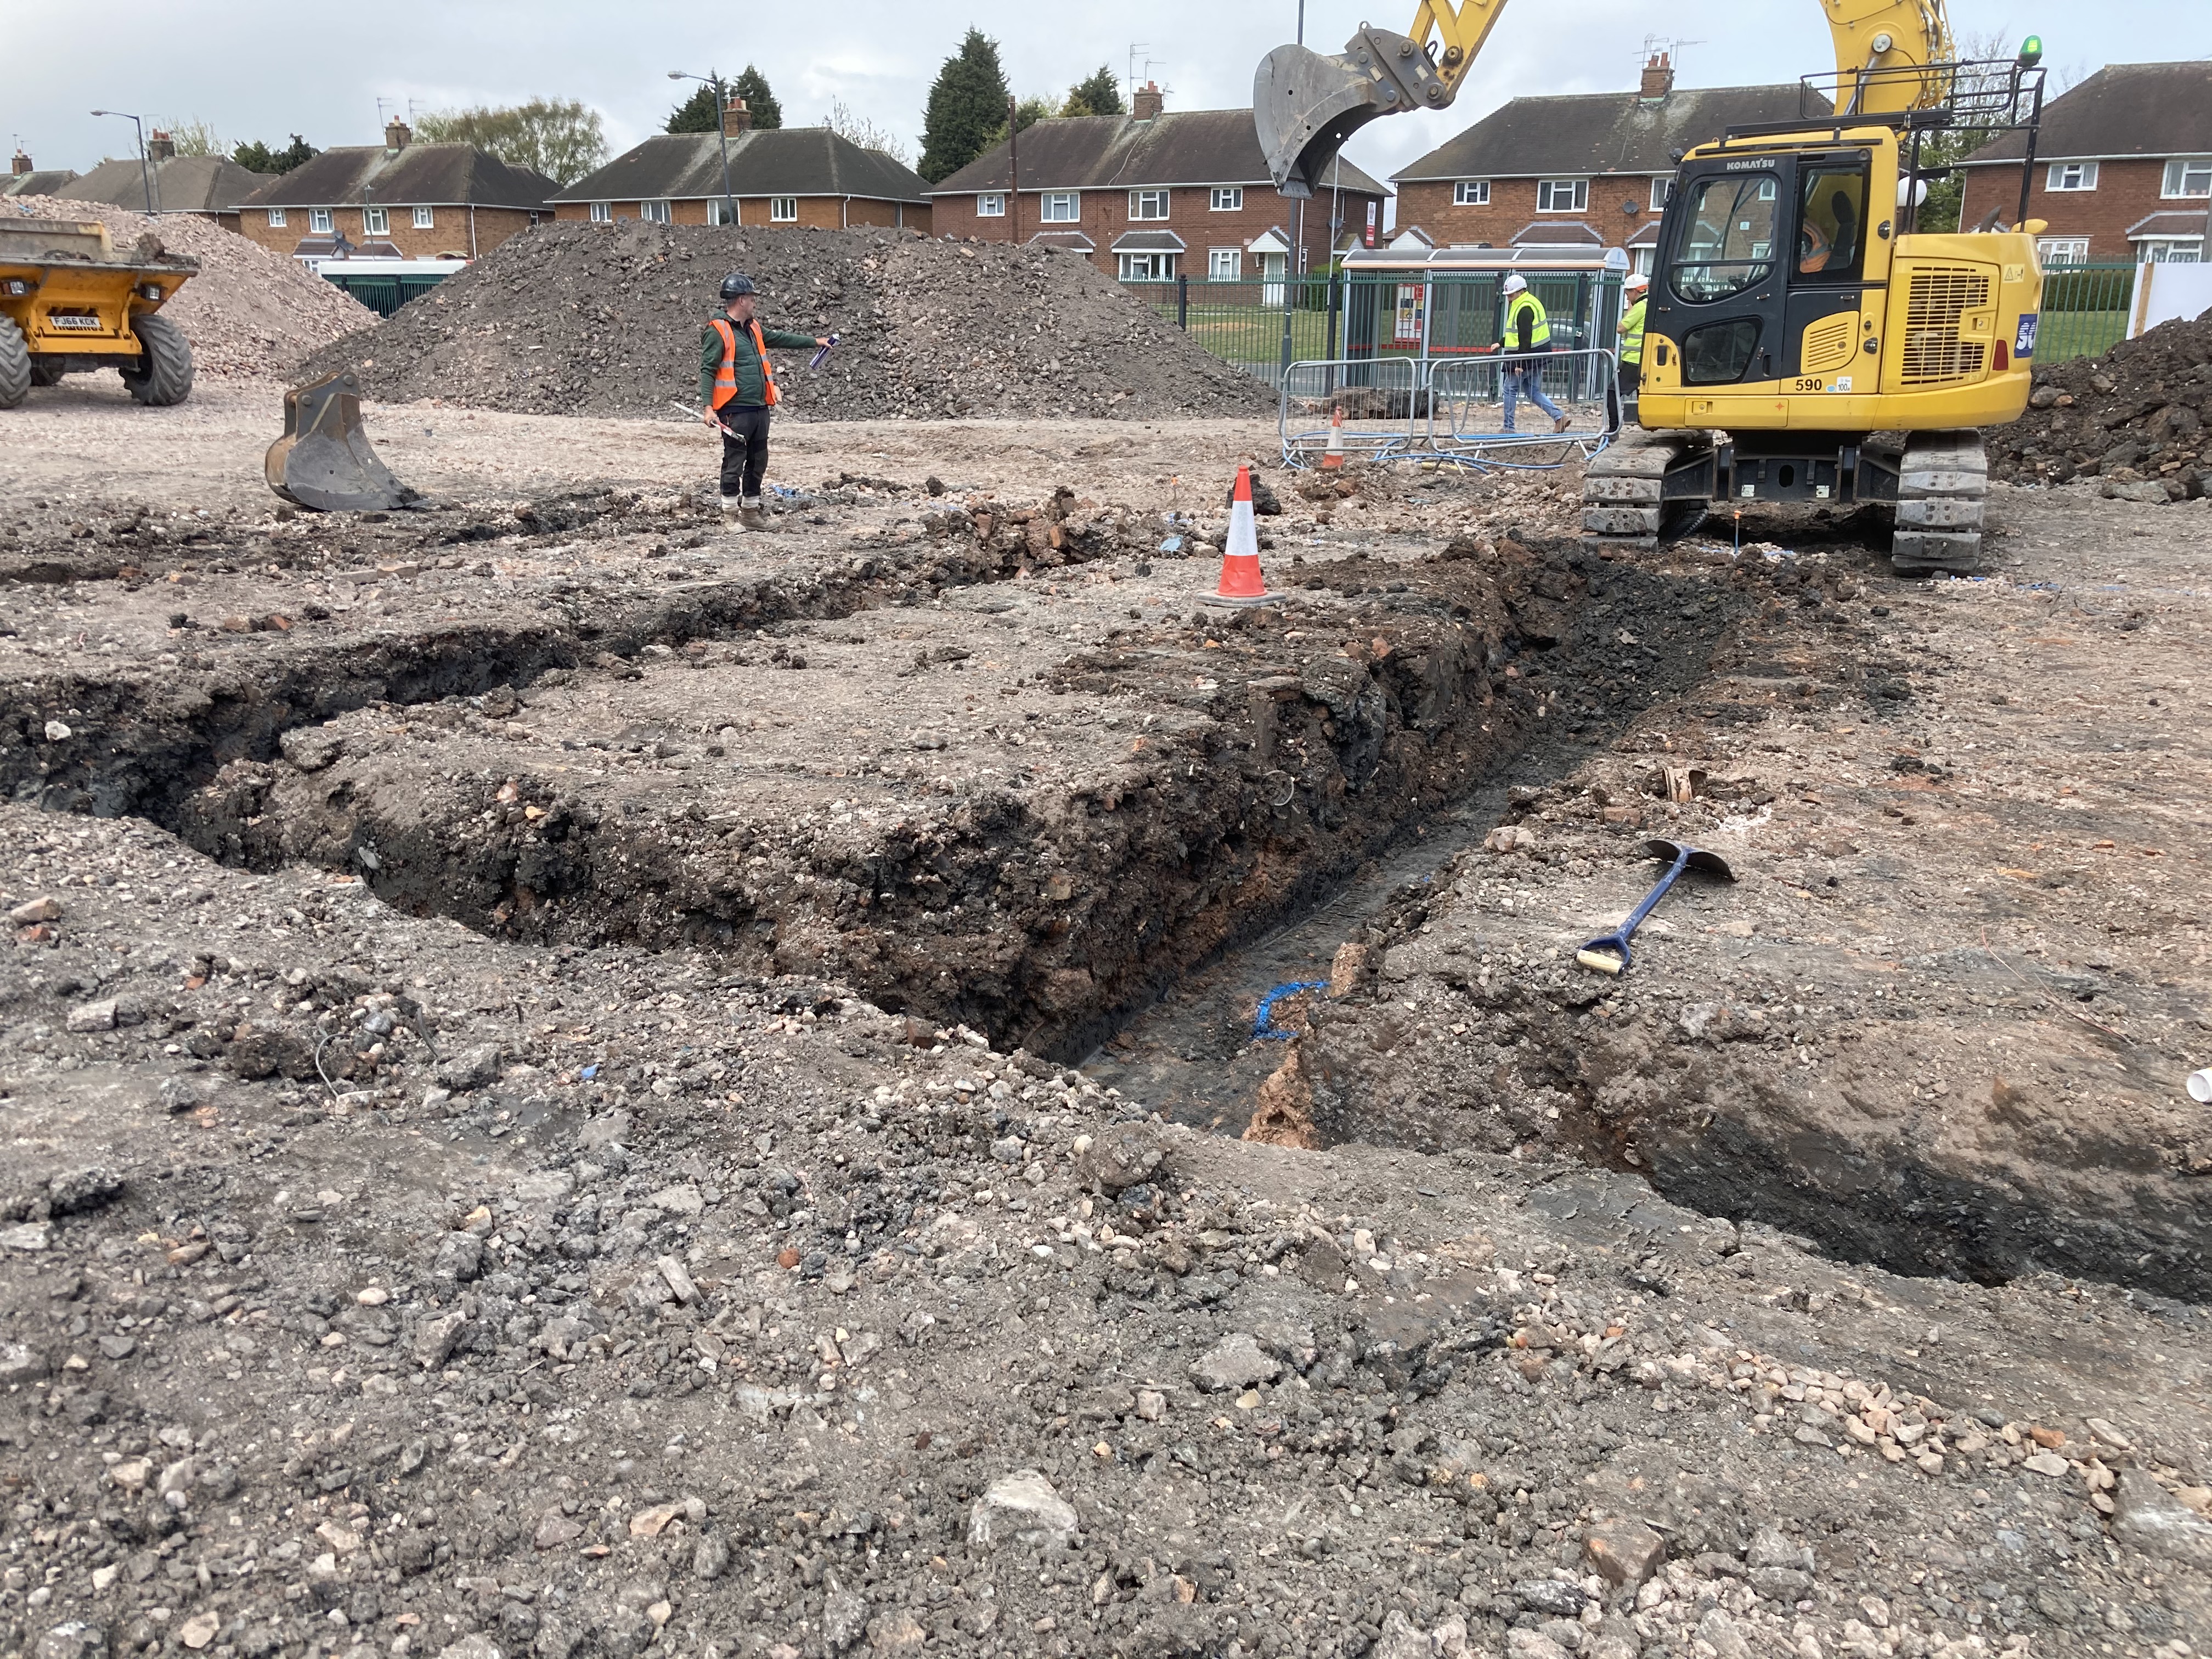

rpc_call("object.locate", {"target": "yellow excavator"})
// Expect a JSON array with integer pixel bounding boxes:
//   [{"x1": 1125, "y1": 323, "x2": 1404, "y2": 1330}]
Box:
[{"x1": 1256, "y1": 1, "x2": 2050, "y2": 572}]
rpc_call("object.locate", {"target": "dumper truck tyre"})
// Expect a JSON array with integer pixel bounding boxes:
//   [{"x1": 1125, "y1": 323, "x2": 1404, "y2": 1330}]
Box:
[
  {"x1": 0, "y1": 316, "x2": 30, "y2": 410},
  {"x1": 121, "y1": 312, "x2": 193, "y2": 407}
]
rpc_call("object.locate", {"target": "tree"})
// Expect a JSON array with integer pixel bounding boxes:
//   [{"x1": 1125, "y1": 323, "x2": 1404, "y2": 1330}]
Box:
[
  {"x1": 1062, "y1": 66, "x2": 1125, "y2": 119},
  {"x1": 823, "y1": 100, "x2": 911, "y2": 168},
  {"x1": 985, "y1": 96, "x2": 1056, "y2": 150},
  {"x1": 414, "y1": 98, "x2": 608, "y2": 186},
  {"x1": 918, "y1": 28, "x2": 1011, "y2": 183},
  {"x1": 233, "y1": 135, "x2": 317, "y2": 175},
  {"x1": 666, "y1": 83, "x2": 721, "y2": 134},
  {"x1": 1909, "y1": 31, "x2": 2021, "y2": 235},
  {"x1": 731, "y1": 66, "x2": 782, "y2": 129},
  {"x1": 166, "y1": 121, "x2": 225, "y2": 159}
]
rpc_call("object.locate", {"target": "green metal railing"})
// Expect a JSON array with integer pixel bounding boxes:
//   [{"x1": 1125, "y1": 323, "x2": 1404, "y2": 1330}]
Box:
[
  {"x1": 319, "y1": 269, "x2": 454, "y2": 317},
  {"x1": 1132, "y1": 260, "x2": 2132, "y2": 383},
  {"x1": 2034, "y1": 261, "x2": 2135, "y2": 365}
]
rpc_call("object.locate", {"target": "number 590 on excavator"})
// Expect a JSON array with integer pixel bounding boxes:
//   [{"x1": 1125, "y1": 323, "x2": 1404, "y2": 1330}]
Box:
[{"x1": 1255, "y1": 1, "x2": 2050, "y2": 572}]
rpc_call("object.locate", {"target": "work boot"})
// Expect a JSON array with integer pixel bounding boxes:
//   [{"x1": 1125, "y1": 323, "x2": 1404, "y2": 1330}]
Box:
[
  {"x1": 719, "y1": 494, "x2": 749, "y2": 529},
  {"x1": 740, "y1": 498, "x2": 775, "y2": 533},
  {"x1": 1553, "y1": 414, "x2": 1573, "y2": 433}
]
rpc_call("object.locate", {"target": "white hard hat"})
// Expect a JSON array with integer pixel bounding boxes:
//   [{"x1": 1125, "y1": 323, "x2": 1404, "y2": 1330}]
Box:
[
  {"x1": 1624, "y1": 272, "x2": 1650, "y2": 290},
  {"x1": 1502, "y1": 274, "x2": 1528, "y2": 295}
]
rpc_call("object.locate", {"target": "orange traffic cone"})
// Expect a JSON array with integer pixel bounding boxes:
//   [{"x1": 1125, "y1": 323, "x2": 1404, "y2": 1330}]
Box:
[
  {"x1": 1320, "y1": 405, "x2": 1347, "y2": 471},
  {"x1": 1211, "y1": 464, "x2": 1272, "y2": 606}
]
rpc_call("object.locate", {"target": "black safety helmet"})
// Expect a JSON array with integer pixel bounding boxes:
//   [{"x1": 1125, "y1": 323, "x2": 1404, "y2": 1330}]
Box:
[{"x1": 719, "y1": 272, "x2": 757, "y2": 301}]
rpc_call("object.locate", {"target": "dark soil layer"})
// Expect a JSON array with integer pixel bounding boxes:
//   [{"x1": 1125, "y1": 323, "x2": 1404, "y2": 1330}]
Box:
[
  {"x1": 298, "y1": 221, "x2": 1278, "y2": 422},
  {"x1": 1993, "y1": 312, "x2": 2212, "y2": 490}
]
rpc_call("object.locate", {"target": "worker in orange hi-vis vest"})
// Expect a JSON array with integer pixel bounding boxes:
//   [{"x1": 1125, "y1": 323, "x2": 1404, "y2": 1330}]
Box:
[{"x1": 698, "y1": 272, "x2": 829, "y2": 532}]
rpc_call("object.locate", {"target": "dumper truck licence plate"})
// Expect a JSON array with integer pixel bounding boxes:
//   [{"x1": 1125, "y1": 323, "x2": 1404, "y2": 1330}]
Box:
[{"x1": 48, "y1": 314, "x2": 102, "y2": 330}]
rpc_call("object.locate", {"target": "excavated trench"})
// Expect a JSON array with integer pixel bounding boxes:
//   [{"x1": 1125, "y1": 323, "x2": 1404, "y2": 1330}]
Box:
[{"x1": 8, "y1": 488, "x2": 2191, "y2": 1301}]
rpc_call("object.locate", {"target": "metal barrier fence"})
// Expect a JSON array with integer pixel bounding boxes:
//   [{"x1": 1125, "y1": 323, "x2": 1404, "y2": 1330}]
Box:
[
  {"x1": 2035, "y1": 261, "x2": 2135, "y2": 365},
  {"x1": 1281, "y1": 349, "x2": 1622, "y2": 468},
  {"x1": 318, "y1": 269, "x2": 454, "y2": 317}
]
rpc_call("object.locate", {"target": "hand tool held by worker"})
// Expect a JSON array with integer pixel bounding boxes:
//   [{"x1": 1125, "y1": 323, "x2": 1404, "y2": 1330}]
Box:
[
  {"x1": 1577, "y1": 838, "x2": 1734, "y2": 975},
  {"x1": 672, "y1": 399, "x2": 734, "y2": 436}
]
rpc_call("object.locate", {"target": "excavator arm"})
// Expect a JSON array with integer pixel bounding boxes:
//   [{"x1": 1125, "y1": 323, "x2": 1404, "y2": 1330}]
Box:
[{"x1": 1255, "y1": 0, "x2": 1956, "y2": 195}]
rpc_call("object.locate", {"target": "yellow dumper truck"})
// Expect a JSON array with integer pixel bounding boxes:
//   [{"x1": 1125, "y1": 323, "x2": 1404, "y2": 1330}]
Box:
[{"x1": 0, "y1": 217, "x2": 195, "y2": 408}]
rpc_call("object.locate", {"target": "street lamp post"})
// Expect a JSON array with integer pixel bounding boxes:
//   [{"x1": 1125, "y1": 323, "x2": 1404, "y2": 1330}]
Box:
[
  {"x1": 90, "y1": 109, "x2": 156, "y2": 215},
  {"x1": 669, "y1": 70, "x2": 737, "y2": 228}
]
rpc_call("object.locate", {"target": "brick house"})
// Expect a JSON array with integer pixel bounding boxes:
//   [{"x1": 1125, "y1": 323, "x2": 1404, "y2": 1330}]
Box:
[
  {"x1": 4, "y1": 151, "x2": 79, "y2": 198},
  {"x1": 1961, "y1": 61, "x2": 2212, "y2": 263},
  {"x1": 1391, "y1": 55, "x2": 1821, "y2": 273},
  {"x1": 552, "y1": 104, "x2": 931, "y2": 232},
  {"x1": 924, "y1": 83, "x2": 1389, "y2": 284},
  {"x1": 55, "y1": 132, "x2": 262, "y2": 231},
  {"x1": 234, "y1": 122, "x2": 556, "y2": 261}
]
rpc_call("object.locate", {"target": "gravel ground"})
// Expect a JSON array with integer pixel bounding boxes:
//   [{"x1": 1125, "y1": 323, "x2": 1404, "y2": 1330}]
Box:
[
  {"x1": 295, "y1": 222, "x2": 1279, "y2": 424},
  {"x1": 1, "y1": 406, "x2": 2209, "y2": 1659},
  {"x1": 5, "y1": 197, "x2": 376, "y2": 383}
]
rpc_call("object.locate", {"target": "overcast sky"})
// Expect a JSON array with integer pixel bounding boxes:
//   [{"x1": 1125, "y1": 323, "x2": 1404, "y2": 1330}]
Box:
[{"x1": 10, "y1": 0, "x2": 2208, "y2": 210}]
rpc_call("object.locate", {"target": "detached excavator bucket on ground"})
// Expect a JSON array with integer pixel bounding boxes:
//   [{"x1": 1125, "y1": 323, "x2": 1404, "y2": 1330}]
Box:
[
  {"x1": 265, "y1": 369, "x2": 422, "y2": 513},
  {"x1": 1255, "y1": 27, "x2": 1455, "y2": 197}
]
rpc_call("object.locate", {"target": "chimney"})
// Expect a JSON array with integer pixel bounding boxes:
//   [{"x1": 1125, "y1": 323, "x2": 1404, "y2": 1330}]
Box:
[
  {"x1": 9, "y1": 150, "x2": 30, "y2": 178},
  {"x1": 385, "y1": 119, "x2": 411, "y2": 150},
  {"x1": 1639, "y1": 53, "x2": 1674, "y2": 101},
  {"x1": 146, "y1": 130, "x2": 176, "y2": 162},
  {"x1": 1132, "y1": 81, "x2": 1164, "y2": 121},
  {"x1": 724, "y1": 94, "x2": 753, "y2": 133}
]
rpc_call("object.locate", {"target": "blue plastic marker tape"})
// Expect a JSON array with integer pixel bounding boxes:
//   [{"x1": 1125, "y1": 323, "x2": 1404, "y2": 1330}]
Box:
[{"x1": 1253, "y1": 980, "x2": 1330, "y2": 1041}]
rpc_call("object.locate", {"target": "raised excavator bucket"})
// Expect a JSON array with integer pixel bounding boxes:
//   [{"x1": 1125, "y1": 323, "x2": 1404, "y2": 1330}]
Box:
[
  {"x1": 1255, "y1": 26, "x2": 1455, "y2": 197},
  {"x1": 264, "y1": 368, "x2": 422, "y2": 513}
]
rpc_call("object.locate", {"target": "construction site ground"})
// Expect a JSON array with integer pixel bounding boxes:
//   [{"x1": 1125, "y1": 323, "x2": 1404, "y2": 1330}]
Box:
[{"x1": 3, "y1": 373, "x2": 2211, "y2": 1659}]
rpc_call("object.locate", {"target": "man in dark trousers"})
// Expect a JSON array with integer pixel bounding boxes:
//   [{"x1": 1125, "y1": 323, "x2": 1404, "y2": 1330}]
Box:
[
  {"x1": 1499, "y1": 273, "x2": 1571, "y2": 435},
  {"x1": 699, "y1": 272, "x2": 828, "y2": 531}
]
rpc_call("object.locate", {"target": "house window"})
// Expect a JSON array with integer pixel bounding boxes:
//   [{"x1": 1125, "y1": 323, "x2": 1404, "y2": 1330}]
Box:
[
  {"x1": 1453, "y1": 180, "x2": 1489, "y2": 207},
  {"x1": 2046, "y1": 161, "x2": 2098, "y2": 192},
  {"x1": 2140, "y1": 238, "x2": 2203, "y2": 264},
  {"x1": 642, "y1": 200, "x2": 672, "y2": 223},
  {"x1": 1129, "y1": 188, "x2": 1170, "y2": 221},
  {"x1": 977, "y1": 192, "x2": 1006, "y2": 217},
  {"x1": 709, "y1": 199, "x2": 738, "y2": 225},
  {"x1": 362, "y1": 207, "x2": 390, "y2": 235},
  {"x1": 1041, "y1": 191, "x2": 1079, "y2": 223},
  {"x1": 1210, "y1": 187, "x2": 1243, "y2": 211},
  {"x1": 412, "y1": 205, "x2": 435, "y2": 230},
  {"x1": 1117, "y1": 252, "x2": 1172, "y2": 281},
  {"x1": 265, "y1": 207, "x2": 287, "y2": 228},
  {"x1": 2036, "y1": 236, "x2": 2091, "y2": 264},
  {"x1": 770, "y1": 196, "x2": 798, "y2": 222},
  {"x1": 309, "y1": 208, "x2": 332, "y2": 234},
  {"x1": 1650, "y1": 176, "x2": 1671, "y2": 212},
  {"x1": 1536, "y1": 179, "x2": 1588, "y2": 213},
  {"x1": 1208, "y1": 247, "x2": 1241, "y2": 279},
  {"x1": 2162, "y1": 158, "x2": 2212, "y2": 199},
  {"x1": 589, "y1": 201, "x2": 611, "y2": 223}
]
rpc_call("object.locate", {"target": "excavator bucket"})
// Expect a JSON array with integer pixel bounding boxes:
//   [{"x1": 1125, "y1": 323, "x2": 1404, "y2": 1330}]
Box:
[
  {"x1": 1255, "y1": 27, "x2": 1451, "y2": 197},
  {"x1": 264, "y1": 368, "x2": 422, "y2": 513}
]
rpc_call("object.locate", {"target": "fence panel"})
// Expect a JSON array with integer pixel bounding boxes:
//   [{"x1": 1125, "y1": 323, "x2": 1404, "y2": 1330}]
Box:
[
  {"x1": 1280, "y1": 358, "x2": 1421, "y2": 461},
  {"x1": 2034, "y1": 262, "x2": 2134, "y2": 364},
  {"x1": 1128, "y1": 276, "x2": 1340, "y2": 387},
  {"x1": 1427, "y1": 349, "x2": 1622, "y2": 458}
]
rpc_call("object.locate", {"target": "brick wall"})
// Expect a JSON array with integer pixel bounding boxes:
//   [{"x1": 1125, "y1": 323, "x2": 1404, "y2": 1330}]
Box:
[
  {"x1": 234, "y1": 204, "x2": 538, "y2": 261},
  {"x1": 1960, "y1": 158, "x2": 2193, "y2": 260},
  {"x1": 928, "y1": 183, "x2": 1384, "y2": 279},
  {"x1": 1396, "y1": 173, "x2": 1663, "y2": 248},
  {"x1": 549, "y1": 196, "x2": 928, "y2": 233}
]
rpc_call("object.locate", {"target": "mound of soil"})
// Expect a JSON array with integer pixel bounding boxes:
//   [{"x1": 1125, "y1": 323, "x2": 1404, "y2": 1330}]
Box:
[
  {"x1": 6, "y1": 194, "x2": 376, "y2": 380},
  {"x1": 1991, "y1": 310, "x2": 2212, "y2": 493},
  {"x1": 299, "y1": 219, "x2": 1278, "y2": 421}
]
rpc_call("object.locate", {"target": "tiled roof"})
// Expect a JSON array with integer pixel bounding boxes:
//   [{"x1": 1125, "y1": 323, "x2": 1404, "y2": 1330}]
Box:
[
  {"x1": 1111, "y1": 229, "x2": 1187, "y2": 252},
  {"x1": 2127, "y1": 211, "x2": 2209, "y2": 239},
  {"x1": 3, "y1": 170, "x2": 80, "y2": 198},
  {"x1": 1969, "y1": 62, "x2": 2212, "y2": 163},
  {"x1": 555, "y1": 129, "x2": 930, "y2": 206},
  {"x1": 65, "y1": 155, "x2": 263, "y2": 213},
  {"x1": 240, "y1": 144, "x2": 556, "y2": 211},
  {"x1": 1394, "y1": 84, "x2": 1824, "y2": 180},
  {"x1": 931, "y1": 110, "x2": 1389, "y2": 198}
]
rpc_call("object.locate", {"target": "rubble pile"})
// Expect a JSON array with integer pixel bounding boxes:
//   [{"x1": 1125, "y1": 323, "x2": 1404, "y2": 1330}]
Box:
[
  {"x1": 1991, "y1": 312, "x2": 2212, "y2": 495},
  {"x1": 298, "y1": 220, "x2": 1279, "y2": 421},
  {"x1": 5, "y1": 194, "x2": 376, "y2": 380}
]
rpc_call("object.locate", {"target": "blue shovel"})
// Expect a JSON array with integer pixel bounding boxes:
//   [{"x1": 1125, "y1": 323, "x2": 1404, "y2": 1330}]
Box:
[{"x1": 1576, "y1": 837, "x2": 1736, "y2": 976}]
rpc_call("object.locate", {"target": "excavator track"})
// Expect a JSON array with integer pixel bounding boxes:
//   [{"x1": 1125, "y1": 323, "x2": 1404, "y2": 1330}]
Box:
[
  {"x1": 1890, "y1": 429, "x2": 1988, "y2": 575},
  {"x1": 1579, "y1": 430, "x2": 1713, "y2": 552}
]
